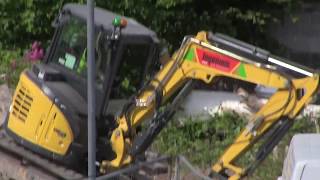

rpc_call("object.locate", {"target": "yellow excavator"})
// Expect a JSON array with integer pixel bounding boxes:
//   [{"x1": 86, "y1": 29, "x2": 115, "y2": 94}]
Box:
[{"x1": 1, "y1": 3, "x2": 319, "y2": 180}]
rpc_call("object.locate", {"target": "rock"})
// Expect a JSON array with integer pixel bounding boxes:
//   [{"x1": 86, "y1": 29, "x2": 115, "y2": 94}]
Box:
[
  {"x1": 0, "y1": 74, "x2": 6, "y2": 81},
  {"x1": 207, "y1": 100, "x2": 252, "y2": 117},
  {"x1": 0, "y1": 84, "x2": 12, "y2": 125}
]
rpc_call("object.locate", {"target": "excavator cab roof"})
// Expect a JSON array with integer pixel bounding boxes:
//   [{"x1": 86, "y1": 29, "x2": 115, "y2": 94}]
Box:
[{"x1": 61, "y1": 3, "x2": 159, "y2": 43}]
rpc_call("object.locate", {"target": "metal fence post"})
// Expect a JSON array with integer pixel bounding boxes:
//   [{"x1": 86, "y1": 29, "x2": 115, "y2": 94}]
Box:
[
  {"x1": 87, "y1": 0, "x2": 96, "y2": 179},
  {"x1": 174, "y1": 156, "x2": 180, "y2": 180}
]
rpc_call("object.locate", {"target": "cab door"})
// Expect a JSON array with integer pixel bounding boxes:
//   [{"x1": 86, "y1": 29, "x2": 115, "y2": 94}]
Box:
[{"x1": 103, "y1": 38, "x2": 158, "y2": 115}]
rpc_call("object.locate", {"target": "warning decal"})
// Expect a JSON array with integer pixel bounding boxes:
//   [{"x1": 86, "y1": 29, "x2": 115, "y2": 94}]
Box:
[{"x1": 196, "y1": 48, "x2": 240, "y2": 73}]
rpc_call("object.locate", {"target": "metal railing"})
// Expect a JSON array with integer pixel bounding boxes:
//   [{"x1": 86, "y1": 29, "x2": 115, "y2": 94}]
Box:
[{"x1": 95, "y1": 155, "x2": 220, "y2": 180}]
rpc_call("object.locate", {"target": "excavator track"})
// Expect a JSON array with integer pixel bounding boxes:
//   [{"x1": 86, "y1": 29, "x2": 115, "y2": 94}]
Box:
[{"x1": 0, "y1": 129, "x2": 84, "y2": 180}]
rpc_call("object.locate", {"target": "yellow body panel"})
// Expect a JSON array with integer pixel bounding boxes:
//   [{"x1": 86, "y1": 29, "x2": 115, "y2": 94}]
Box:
[
  {"x1": 7, "y1": 72, "x2": 73, "y2": 155},
  {"x1": 8, "y1": 72, "x2": 53, "y2": 144},
  {"x1": 38, "y1": 105, "x2": 74, "y2": 155}
]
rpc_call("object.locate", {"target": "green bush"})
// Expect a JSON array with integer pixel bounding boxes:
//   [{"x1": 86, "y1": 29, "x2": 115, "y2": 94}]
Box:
[
  {"x1": 153, "y1": 112, "x2": 246, "y2": 167},
  {"x1": 153, "y1": 113, "x2": 317, "y2": 179},
  {"x1": 0, "y1": 0, "x2": 300, "y2": 51},
  {"x1": 0, "y1": 50, "x2": 32, "y2": 87},
  {"x1": 0, "y1": 0, "x2": 84, "y2": 49}
]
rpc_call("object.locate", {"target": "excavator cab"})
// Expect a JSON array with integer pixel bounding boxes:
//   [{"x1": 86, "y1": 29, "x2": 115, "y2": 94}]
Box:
[{"x1": 3, "y1": 3, "x2": 159, "y2": 171}]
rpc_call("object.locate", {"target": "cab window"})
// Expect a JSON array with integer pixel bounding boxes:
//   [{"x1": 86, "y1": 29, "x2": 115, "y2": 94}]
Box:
[
  {"x1": 52, "y1": 18, "x2": 87, "y2": 73},
  {"x1": 111, "y1": 44, "x2": 150, "y2": 98},
  {"x1": 51, "y1": 17, "x2": 110, "y2": 89}
]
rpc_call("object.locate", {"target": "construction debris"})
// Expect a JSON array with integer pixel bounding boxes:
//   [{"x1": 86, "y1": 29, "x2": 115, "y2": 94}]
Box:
[{"x1": 179, "y1": 89, "x2": 320, "y2": 122}]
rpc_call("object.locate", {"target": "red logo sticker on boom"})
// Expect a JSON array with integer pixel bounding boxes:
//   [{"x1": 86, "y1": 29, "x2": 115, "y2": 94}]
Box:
[{"x1": 196, "y1": 48, "x2": 240, "y2": 73}]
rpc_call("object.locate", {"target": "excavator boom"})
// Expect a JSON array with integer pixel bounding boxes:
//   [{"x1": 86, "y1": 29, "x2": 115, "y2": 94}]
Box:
[{"x1": 102, "y1": 31, "x2": 319, "y2": 179}]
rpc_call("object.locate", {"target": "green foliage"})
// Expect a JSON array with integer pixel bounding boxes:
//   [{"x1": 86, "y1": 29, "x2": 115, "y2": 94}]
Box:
[
  {"x1": 152, "y1": 112, "x2": 246, "y2": 167},
  {"x1": 96, "y1": 0, "x2": 301, "y2": 50},
  {"x1": 0, "y1": 50, "x2": 32, "y2": 87},
  {"x1": 153, "y1": 114, "x2": 317, "y2": 179},
  {"x1": 0, "y1": 0, "x2": 301, "y2": 51},
  {"x1": 0, "y1": 0, "x2": 83, "y2": 49}
]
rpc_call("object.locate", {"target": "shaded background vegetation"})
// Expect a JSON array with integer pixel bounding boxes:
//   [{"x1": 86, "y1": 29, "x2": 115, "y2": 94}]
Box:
[
  {"x1": 0, "y1": 0, "x2": 301, "y2": 50},
  {"x1": 0, "y1": 0, "x2": 303, "y2": 86}
]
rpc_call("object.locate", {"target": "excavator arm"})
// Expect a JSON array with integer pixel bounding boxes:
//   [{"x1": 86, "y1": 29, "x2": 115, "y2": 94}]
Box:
[{"x1": 101, "y1": 31, "x2": 319, "y2": 179}]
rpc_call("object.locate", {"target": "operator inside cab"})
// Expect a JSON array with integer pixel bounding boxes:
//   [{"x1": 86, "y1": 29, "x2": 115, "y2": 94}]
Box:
[{"x1": 52, "y1": 17, "x2": 107, "y2": 89}]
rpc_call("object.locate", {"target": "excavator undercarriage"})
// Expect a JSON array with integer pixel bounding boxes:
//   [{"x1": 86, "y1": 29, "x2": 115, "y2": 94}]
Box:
[{"x1": 0, "y1": 128, "x2": 83, "y2": 180}]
